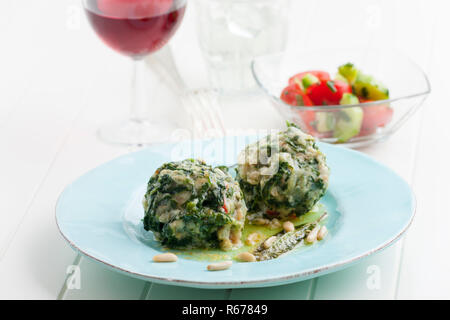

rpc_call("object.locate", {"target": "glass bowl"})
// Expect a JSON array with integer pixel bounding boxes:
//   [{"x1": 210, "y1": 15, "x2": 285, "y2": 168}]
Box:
[{"x1": 251, "y1": 49, "x2": 431, "y2": 147}]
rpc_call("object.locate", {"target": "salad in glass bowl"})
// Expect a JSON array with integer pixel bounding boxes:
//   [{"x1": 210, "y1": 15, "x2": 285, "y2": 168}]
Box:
[{"x1": 252, "y1": 49, "x2": 431, "y2": 147}]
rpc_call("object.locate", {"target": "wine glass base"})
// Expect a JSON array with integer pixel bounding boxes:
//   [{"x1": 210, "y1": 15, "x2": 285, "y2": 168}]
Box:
[{"x1": 97, "y1": 119, "x2": 178, "y2": 146}]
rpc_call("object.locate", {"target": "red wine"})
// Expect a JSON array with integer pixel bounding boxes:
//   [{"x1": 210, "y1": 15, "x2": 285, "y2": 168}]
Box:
[{"x1": 86, "y1": 0, "x2": 186, "y2": 58}]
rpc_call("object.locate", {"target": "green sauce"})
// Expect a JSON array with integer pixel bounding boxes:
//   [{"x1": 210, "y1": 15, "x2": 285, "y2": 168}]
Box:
[{"x1": 169, "y1": 203, "x2": 327, "y2": 262}]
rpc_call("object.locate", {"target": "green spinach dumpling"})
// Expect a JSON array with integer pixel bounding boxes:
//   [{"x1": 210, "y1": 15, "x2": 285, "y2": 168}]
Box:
[
  {"x1": 236, "y1": 124, "x2": 329, "y2": 221},
  {"x1": 143, "y1": 159, "x2": 247, "y2": 251}
]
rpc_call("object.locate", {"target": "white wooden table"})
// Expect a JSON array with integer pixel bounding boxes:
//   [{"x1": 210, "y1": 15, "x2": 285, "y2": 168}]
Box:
[{"x1": 1, "y1": 0, "x2": 449, "y2": 300}]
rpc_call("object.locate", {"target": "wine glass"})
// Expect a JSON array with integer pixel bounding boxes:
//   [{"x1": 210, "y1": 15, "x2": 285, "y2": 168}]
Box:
[{"x1": 83, "y1": 0, "x2": 187, "y2": 145}]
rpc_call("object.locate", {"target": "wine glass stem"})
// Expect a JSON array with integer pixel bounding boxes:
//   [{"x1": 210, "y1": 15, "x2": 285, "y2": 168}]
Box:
[{"x1": 130, "y1": 58, "x2": 148, "y2": 123}]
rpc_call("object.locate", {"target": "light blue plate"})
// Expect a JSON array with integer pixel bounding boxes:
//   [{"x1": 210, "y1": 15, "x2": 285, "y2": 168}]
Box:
[{"x1": 56, "y1": 136, "x2": 415, "y2": 289}]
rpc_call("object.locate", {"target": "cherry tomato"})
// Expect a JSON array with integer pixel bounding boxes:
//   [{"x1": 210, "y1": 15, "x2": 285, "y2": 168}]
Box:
[
  {"x1": 359, "y1": 100, "x2": 394, "y2": 136},
  {"x1": 289, "y1": 70, "x2": 331, "y2": 85},
  {"x1": 98, "y1": 0, "x2": 174, "y2": 18},
  {"x1": 280, "y1": 84, "x2": 313, "y2": 106},
  {"x1": 280, "y1": 85, "x2": 317, "y2": 135},
  {"x1": 298, "y1": 109, "x2": 317, "y2": 134},
  {"x1": 307, "y1": 80, "x2": 351, "y2": 106}
]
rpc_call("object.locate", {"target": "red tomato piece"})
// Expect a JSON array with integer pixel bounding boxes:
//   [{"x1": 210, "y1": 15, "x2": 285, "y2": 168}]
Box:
[
  {"x1": 298, "y1": 109, "x2": 317, "y2": 135},
  {"x1": 307, "y1": 80, "x2": 351, "y2": 106},
  {"x1": 98, "y1": 0, "x2": 174, "y2": 18},
  {"x1": 280, "y1": 84, "x2": 313, "y2": 106},
  {"x1": 266, "y1": 210, "x2": 280, "y2": 217},
  {"x1": 359, "y1": 101, "x2": 394, "y2": 136},
  {"x1": 289, "y1": 70, "x2": 331, "y2": 85},
  {"x1": 280, "y1": 85, "x2": 317, "y2": 135}
]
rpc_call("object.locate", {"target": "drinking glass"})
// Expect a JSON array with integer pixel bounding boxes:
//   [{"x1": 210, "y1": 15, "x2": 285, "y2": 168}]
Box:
[
  {"x1": 194, "y1": 0, "x2": 290, "y2": 93},
  {"x1": 83, "y1": 0, "x2": 187, "y2": 145}
]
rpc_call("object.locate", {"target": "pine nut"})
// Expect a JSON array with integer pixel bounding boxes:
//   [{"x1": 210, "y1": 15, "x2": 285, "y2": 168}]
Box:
[
  {"x1": 246, "y1": 232, "x2": 262, "y2": 246},
  {"x1": 263, "y1": 236, "x2": 277, "y2": 249},
  {"x1": 207, "y1": 261, "x2": 232, "y2": 271},
  {"x1": 221, "y1": 239, "x2": 233, "y2": 251},
  {"x1": 253, "y1": 218, "x2": 270, "y2": 225},
  {"x1": 269, "y1": 218, "x2": 281, "y2": 229},
  {"x1": 236, "y1": 252, "x2": 256, "y2": 262},
  {"x1": 306, "y1": 225, "x2": 321, "y2": 243},
  {"x1": 230, "y1": 230, "x2": 241, "y2": 245},
  {"x1": 317, "y1": 226, "x2": 328, "y2": 240},
  {"x1": 236, "y1": 208, "x2": 244, "y2": 221},
  {"x1": 283, "y1": 221, "x2": 295, "y2": 233},
  {"x1": 152, "y1": 253, "x2": 178, "y2": 262}
]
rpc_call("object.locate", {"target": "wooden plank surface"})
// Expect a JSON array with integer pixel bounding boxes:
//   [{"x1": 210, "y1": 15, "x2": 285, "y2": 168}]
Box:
[
  {"x1": 0, "y1": 0, "x2": 147, "y2": 299},
  {"x1": 62, "y1": 257, "x2": 147, "y2": 300},
  {"x1": 396, "y1": 4, "x2": 450, "y2": 298}
]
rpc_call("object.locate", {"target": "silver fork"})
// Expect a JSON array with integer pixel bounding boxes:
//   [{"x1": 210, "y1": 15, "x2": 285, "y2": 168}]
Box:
[
  {"x1": 182, "y1": 89, "x2": 226, "y2": 138},
  {"x1": 146, "y1": 48, "x2": 227, "y2": 138}
]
